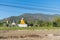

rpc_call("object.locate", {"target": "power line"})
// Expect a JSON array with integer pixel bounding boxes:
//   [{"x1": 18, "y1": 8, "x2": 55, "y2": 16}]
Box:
[
  {"x1": 0, "y1": 4, "x2": 45, "y2": 11},
  {"x1": 1, "y1": 0, "x2": 60, "y2": 12},
  {"x1": 0, "y1": 3, "x2": 60, "y2": 13}
]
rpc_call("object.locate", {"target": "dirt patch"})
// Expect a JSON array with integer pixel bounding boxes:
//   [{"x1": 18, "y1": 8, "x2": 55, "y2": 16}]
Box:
[
  {"x1": 0, "y1": 30, "x2": 60, "y2": 40},
  {"x1": 0, "y1": 34, "x2": 52, "y2": 40},
  {"x1": 20, "y1": 34, "x2": 41, "y2": 38},
  {"x1": 0, "y1": 36, "x2": 8, "y2": 39},
  {"x1": 53, "y1": 34, "x2": 60, "y2": 36},
  {"x1": 0, "y1": 35, "x2": 41, "y2": 39}
]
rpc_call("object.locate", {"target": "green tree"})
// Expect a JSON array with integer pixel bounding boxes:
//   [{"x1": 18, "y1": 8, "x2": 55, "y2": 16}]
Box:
[{"x1": 53, "y1": 17, "x2": 60, "y2": 27}]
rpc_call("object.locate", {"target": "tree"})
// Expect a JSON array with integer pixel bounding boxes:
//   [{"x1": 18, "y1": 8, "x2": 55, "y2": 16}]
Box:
[
  {"x1": 53, "y1": 17, "x2": 60, "y2": 27},
  {"x1": 0, "y1": 23, "x2": 3, "y2": 26}
]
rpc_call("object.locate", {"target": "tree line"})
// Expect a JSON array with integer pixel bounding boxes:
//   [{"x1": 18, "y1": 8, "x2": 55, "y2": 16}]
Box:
[{"x1": 0, "y1": 17, "x2": 60, "y2": 27}]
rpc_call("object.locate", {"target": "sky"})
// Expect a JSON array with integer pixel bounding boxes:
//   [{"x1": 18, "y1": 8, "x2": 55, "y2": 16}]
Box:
[{"x1": 0, "y1": 0, "x2": 60, "y2": 19}]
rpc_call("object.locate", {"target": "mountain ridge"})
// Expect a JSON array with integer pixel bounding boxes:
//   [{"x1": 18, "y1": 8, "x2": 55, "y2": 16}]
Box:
[{"x1": 0, "y1": 13, "x2": 60, "y2": 23}]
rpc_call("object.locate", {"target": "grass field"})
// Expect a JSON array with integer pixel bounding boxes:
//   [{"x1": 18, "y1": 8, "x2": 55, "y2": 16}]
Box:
[{"x1": 0, "y1": 26, "x2": 60, "y2": 30}]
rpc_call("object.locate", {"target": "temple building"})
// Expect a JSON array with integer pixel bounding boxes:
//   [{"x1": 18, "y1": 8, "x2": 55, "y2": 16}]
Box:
[{"x1": 12, "y1": 20, "x2": 16, "y2": 26}]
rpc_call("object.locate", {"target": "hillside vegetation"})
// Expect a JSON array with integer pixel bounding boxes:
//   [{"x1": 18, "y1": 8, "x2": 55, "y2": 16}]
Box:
[{"x1": 0, "y1": 13, "x2": 60, "y2": 28}]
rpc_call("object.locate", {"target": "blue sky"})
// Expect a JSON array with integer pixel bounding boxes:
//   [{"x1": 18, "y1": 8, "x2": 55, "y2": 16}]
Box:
[{"x1": 0, "y1": 0, "x2": 60, "y2": 19}]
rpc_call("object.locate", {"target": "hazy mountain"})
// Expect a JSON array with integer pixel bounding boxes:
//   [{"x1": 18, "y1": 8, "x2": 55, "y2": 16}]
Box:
[{"x1": 0, "y1": 13, "x2": 60, "y2": 23}]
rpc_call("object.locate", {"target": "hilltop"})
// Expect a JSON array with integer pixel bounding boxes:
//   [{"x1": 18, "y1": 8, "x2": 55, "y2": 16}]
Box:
[{"x1": 0, "y1": 13, "x2": 60, "y2": 23}]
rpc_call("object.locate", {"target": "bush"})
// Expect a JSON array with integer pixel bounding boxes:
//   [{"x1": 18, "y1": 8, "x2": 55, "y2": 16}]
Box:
[{"x1": 0, "y1": 23, "x2": 3, "y2": 26}]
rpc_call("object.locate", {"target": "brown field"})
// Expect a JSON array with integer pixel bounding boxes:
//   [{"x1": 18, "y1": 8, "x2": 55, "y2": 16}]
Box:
[{"x1": 0, "y1": 30, "x2": 60, "y2": 40}]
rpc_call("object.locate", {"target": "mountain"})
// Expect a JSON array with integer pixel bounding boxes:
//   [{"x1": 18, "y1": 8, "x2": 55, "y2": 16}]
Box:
[{"x1": 0, "y1": 13, "x2": 60, "y2": 23}]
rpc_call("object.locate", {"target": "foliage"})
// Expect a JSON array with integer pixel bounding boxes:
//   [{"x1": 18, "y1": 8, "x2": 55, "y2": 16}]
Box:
[
  {"x1": 53, "y1": 17, "x2": 60, "y2": 27},
  {"x1": 0, "y1": 26, "x2": 60, "y2": 30},
  {"x1": 0, "y1": 23, "x2": 3, "y2": 26}
]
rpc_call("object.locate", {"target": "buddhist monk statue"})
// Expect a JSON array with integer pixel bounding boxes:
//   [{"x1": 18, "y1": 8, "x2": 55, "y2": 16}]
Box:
[
  {"x1": 20, "y1": 18, "x2": 25, "y2": 24},
  {"x1": 18, "y1": 18, "x2": 27, "y2": 27}
]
